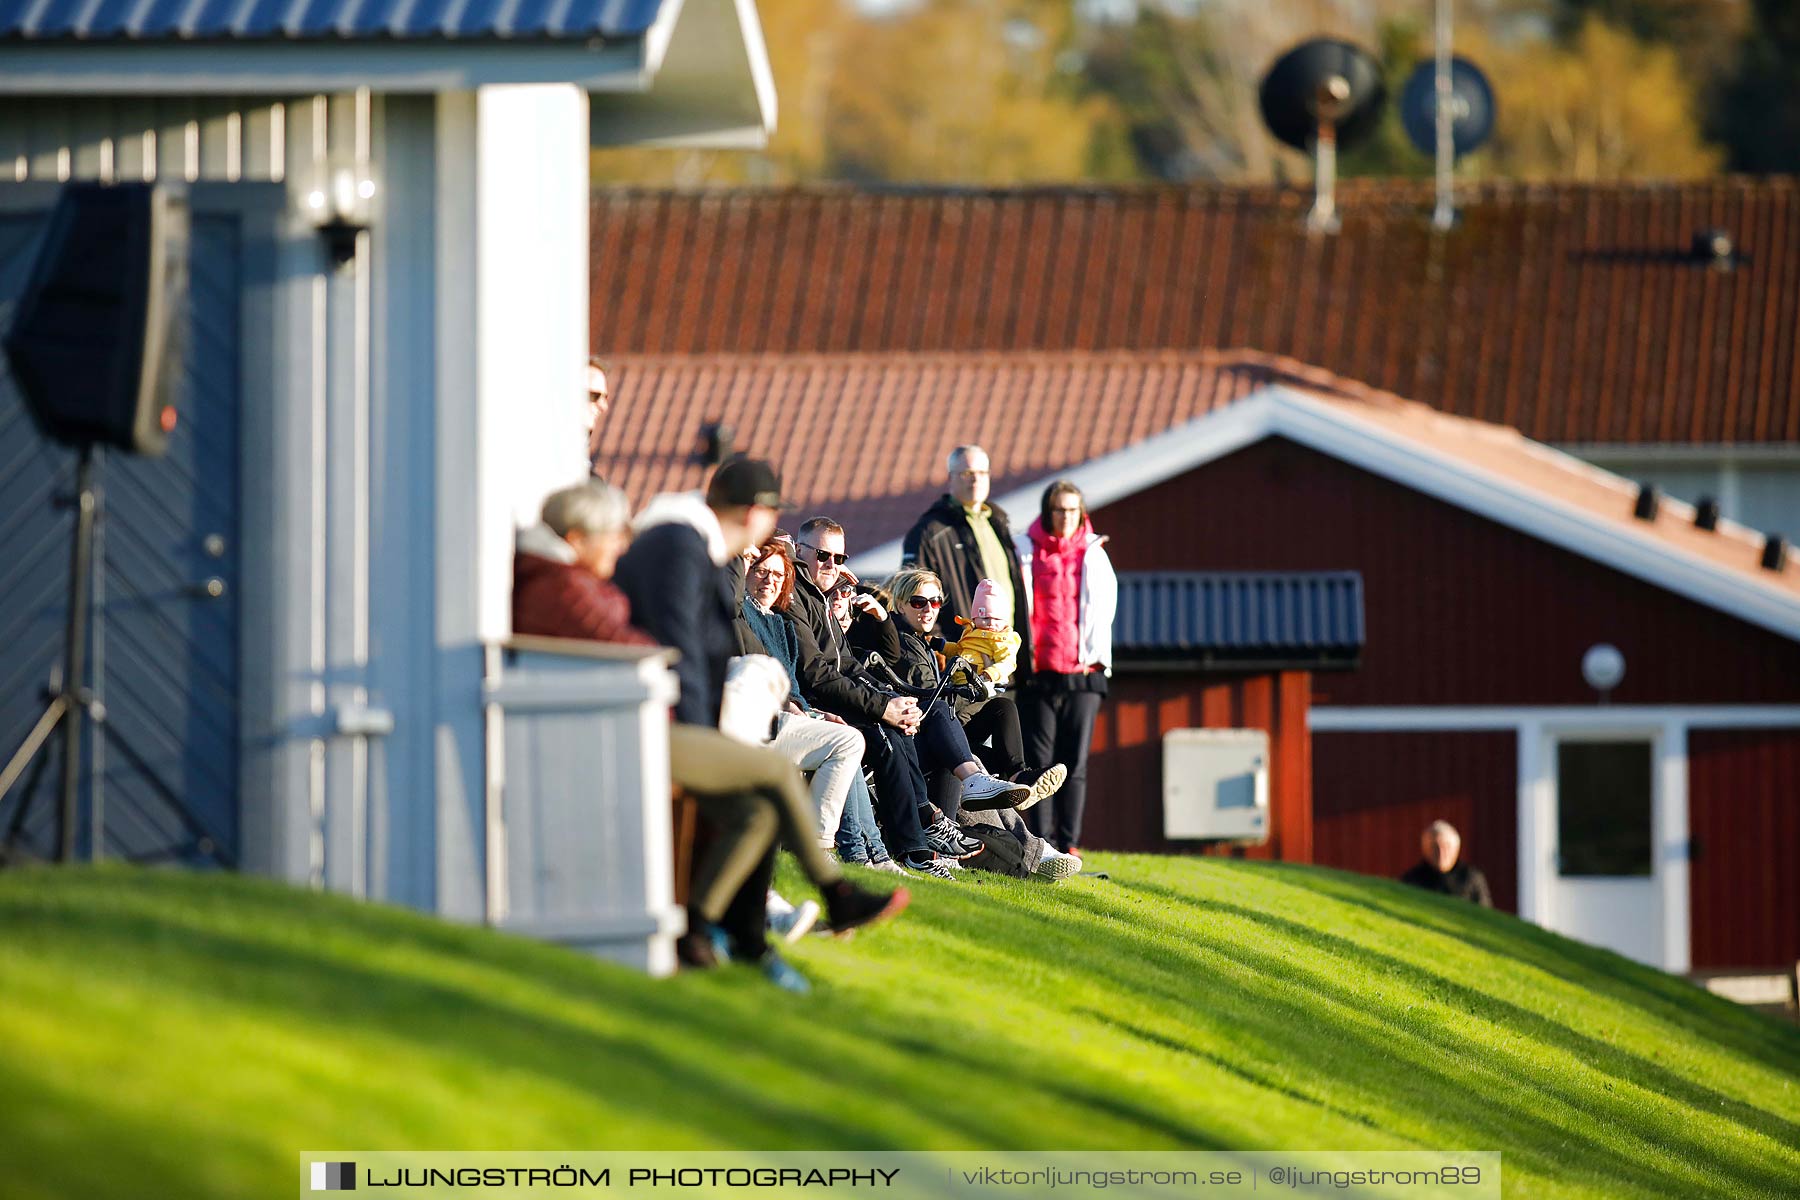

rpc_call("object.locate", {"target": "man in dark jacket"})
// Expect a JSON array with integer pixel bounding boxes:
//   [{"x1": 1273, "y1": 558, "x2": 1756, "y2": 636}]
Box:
[
  {"x1": 791, "y1": 518, "x2": 1025, "y2": 874},
  {"x1": 1399, "y1": 820, "x2": 1494, "y2": 907},
  {"x1": 900, "y1": 445, "x2": 1033, "y2": 676},
  {"x1": 613, "y1": 459, "x2": 907, "y2": 982}
]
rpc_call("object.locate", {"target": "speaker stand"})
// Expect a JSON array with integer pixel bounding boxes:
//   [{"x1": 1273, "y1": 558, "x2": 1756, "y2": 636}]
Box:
[{"x1": 0, "y1": 446, "x2": 98, "y2": 863}]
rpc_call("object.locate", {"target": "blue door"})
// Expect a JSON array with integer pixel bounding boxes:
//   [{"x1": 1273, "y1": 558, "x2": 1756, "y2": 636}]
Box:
[{"x1": 0, "y1": 189, "x2": 245, "y2": 864}]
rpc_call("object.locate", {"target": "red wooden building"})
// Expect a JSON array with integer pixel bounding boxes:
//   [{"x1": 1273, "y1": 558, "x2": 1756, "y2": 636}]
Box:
[{"x1": 594, "y1": 351, "x2": 1800, "y2": 973}]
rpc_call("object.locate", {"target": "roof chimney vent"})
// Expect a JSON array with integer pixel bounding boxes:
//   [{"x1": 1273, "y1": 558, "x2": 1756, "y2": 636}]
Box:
[
  {"x1": 1762, "y1": 533, "x2": 1789, "y2": 572},
  {"x1": 1693, "y1": 228, "x2": 1736, "y2": 270},
  {"x1": 1694, "y1": 495, "x2": 1721, "y2": 531},
  {"x1": 1633, "y1": 483, "x2": 1661, "y2": 522}
]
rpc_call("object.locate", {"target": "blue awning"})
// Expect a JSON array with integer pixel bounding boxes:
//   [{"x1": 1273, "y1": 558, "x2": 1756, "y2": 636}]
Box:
[
  {"x1": 0, "y1": 0, "x2": 664, "y2": 41},
  {"x1": 1114, "y1": 571, "x2": 1365, "y2": 669}
]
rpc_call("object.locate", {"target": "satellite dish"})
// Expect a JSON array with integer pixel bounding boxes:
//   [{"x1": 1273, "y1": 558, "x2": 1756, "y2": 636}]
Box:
[
  {"x1": 1258, "y1": 39, "x2": 1387, "y2": 154},
  {"x1": 1401, "y1": 57, "x2": 1496, "y2": 159},
  {"x1": 1259, "y1": 39, "x2": 1385, "y2": 233}
]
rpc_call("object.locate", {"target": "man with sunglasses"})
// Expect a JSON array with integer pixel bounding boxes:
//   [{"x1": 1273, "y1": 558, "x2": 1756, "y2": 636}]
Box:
[{"x1": 790, "y1": 519, "x2": 1029, "y2": 876}]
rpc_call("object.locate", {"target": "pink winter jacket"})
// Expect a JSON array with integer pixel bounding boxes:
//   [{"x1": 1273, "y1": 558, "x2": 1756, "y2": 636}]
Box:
[{"x1": 1025, "y1": 516, "x2": 1091, "y2": 675}]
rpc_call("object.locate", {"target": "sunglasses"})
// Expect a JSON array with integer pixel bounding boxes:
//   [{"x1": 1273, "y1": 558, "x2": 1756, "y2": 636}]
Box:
[
  {"x1": 907, "y1": 595, "x2": 944, "y2": 610},
  {"x1": 800, "y1": 543, "x2": 847, "y2": 566}
]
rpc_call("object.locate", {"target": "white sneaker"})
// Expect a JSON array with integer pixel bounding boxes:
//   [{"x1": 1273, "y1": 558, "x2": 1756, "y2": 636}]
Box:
[
  {"x1": 960, "y1": 772, "x2": 1031, "y2": 810},
  {"x1": 768, "y1": 898, "x2": 820, "y2": 943},
  {"x1": 765, "y1": 889, "x2": 795, "y2": 918},
  {"x1": 1034, "y1": 846, "x2": 1082, "y2": 880},
  {"x1": 868, "y1": 859, "x2": 914, "y2": 877}
]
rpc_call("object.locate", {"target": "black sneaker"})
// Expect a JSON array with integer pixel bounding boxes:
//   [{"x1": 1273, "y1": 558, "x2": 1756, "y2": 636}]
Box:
[
  {"x1": 675, "y1": 927, "x2": 719, "y2": 970},
  {"x1": 901, "y1": 852, "x2": 957, "y2": 881},
  {"x1": 823, "y1": 880, "x2": 911, "y2": 932},
  {"x1": 924, "y1": 815, "x2": 985, "y2": 859}
]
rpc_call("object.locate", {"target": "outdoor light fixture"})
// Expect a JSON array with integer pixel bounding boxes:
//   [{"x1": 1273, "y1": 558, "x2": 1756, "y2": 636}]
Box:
[
  {"x1": 1692, "y1": 228, "x2": 1736, "y2": 271},
  {"x1": 1581, "y1": 643, "x2": 1625, "y2": 702},
  {"x1": 1632, "y1": 483, "x2": 1660, "y2": 521},
  {"x1": 1694, "y1": 495, "x2": 1721, "y2": 531},
  {"x1": 306, "y1": 166, "x2": 377, "y2": 267}
]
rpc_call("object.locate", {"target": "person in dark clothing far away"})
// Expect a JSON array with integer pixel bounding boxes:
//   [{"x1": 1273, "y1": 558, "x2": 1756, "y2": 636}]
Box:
[
  {"x1": 612, "y1": 458, "x2": 908, "y2": 990},
  {"x1": 1400, "y1": 820, "x2": 1493, "y2": 907},
  {"x1": 901, "y1": 445, "x2": 1034, "y2": 677}
]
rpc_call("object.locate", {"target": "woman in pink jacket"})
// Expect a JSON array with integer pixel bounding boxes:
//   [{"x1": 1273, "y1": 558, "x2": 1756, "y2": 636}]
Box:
[{"x1": 1014, "y1": 480, "x2": 1117, "y2": 855}]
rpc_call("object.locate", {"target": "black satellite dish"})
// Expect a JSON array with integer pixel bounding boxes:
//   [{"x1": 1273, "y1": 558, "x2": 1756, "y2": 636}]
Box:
[
  {"x1": 1258, "y1": 38, "x2": 1386, "y2": 153},
  {"x1": 1400, "y1": 57, "x2": 1496, "y2": 158}
]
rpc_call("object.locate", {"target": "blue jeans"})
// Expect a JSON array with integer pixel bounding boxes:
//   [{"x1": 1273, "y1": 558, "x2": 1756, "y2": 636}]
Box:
[
  {"x1": 833, "y1": 768, "x2": 890, "y2": 864},
  {"x1": 861, "y1": 722, "x2": 933, "y2": 860}
]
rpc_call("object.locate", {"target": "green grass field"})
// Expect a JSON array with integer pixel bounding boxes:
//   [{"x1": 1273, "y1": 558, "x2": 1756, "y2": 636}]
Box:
[{"x1": 0, "y1": 858, "x2": 1795, "y2": 1199}]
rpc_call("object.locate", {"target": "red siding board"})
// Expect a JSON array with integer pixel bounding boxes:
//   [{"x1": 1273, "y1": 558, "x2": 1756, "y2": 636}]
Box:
[
  {"x1": 1094, "y1": 437, "x2": 1800, "y2": 706},
  {"x1": 1314, "y1": 730, "x2": 1519, "y2": 913},
  {"x1": 1085, "y1": 671, "x2": 1312, "y2": 861},
  {"x1": 1689, "y1": 728, "x2": 1800, "y2": 970}
]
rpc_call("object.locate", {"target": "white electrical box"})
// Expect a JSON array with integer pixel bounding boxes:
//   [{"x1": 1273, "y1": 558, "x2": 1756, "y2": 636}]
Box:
[{"x1": 1163, "y1": 728, "x2": 1270, "y2": 842}]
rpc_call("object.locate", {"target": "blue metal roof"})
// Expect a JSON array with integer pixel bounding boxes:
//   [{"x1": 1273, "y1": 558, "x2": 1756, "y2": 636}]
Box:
[
  {"x1": 1114, "y1": 571, "x2": 1365, "y2": 667},
  {"x1": 0, "y1": 0, "x2": 664, "y2": 41}
]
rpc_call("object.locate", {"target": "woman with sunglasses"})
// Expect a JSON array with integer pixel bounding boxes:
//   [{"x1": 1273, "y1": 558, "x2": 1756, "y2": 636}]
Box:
[
  {"x1": 1014, "y1": 480, "x2": 1117, "y2": 858},
  {"x1": 874, "y1": 569, "x2": 1082, "y2": 880},
  {"x1": 734, "y1": 541, "x2": 908, "y2": 876}
]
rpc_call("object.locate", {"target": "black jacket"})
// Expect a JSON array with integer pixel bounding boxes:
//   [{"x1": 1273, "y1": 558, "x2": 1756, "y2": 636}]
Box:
[
  {"x1": 1399, "y1": 860, "x2": 1494, "y2": 907},
  {"x1": 613, "y1": 522, "x2": 737, "y2": 728},
  {"x1": 901, "y1": 493, "x2": 1034, "y2": 676},
  {"x1": 787, "y1": 574, "x2": 900, "y2": 724}
]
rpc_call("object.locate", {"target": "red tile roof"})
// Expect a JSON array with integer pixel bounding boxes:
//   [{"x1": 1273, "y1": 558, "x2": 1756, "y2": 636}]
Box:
[
  {"x1": 592, "y1": 349, "x2": 1800, "y2": 614},
  {"x1": 590, "y1": 180, "x2": 1800, "y2": 445},
  {"x1": 595, "y1": 349, "x2": 1285, "y2": 545}
]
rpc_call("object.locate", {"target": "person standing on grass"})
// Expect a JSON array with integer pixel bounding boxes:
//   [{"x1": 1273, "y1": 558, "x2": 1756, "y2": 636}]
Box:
[
  {"x1": 613, "y1": 458, "x2": 908, "y2": 991},
  {"x1": 1015, "y1": 480, "x2": 1117, "y2": 857},
  {"x1": 902, "y1": 445, "x2": 1033, "y2": 677},
  {"x1": 1401, "y1": 821, "x2": 1493, "y2": 907}
]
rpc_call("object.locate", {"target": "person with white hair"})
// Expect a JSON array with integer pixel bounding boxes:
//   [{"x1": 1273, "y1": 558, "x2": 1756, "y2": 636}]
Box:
[
  {"x1": 513, "y1": 479, "x2": 653, "y2": 644},
  {"x1": 1400, "y1": 820, "x2": 1493, "y2": 907}
]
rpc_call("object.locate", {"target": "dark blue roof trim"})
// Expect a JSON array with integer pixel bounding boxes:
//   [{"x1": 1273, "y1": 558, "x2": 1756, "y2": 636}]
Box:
[
  {"x1": 1114, "y1": 571, "x2": 1365, "y2": 667},
  {"x1": 0, "y1": 0, "x2": 664, "y2": 41}
]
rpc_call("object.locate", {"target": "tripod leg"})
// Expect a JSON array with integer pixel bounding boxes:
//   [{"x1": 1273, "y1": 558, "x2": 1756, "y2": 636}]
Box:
[
  {"x1": 0, "y1": 697, "x2": 69, "y2": 802},
  {"x1": 56, "y1": 447, "x2": 97, "y2": 864},
  {"x1": 2, "y1": 715, "x2": 62, "y2": 856}
]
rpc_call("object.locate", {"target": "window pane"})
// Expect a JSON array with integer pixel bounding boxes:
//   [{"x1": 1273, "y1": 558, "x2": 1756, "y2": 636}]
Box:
[{"x1": 1556, "y1": 740, "x2": 1653, "y2": 877}]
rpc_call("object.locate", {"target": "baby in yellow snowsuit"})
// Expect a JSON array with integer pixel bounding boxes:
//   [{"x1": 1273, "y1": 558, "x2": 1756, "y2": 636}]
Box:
[{"x1": 943, "y1": 578, "x2": 1022, "y2": 696}]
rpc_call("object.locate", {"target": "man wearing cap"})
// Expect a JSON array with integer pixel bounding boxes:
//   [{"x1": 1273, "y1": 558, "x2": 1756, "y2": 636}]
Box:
[{"x1": 615, "y1": 458, "x2": 908, "y2": 987}]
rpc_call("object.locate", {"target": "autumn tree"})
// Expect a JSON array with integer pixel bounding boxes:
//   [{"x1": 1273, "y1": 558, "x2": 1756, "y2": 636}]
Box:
[{"x1": 1469, "y1": 16, "x2": 1723, "y2": 180}]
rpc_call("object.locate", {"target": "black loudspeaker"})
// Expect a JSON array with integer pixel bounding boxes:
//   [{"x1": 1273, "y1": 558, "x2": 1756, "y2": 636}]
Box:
[{"x1": 2, "y1": 182, "x2": 189, "y2": 457}]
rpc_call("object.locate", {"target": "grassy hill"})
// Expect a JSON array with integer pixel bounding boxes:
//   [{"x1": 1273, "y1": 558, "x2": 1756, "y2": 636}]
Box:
[{"x1": 1, "y1": 858, "x2": 1795, "y2": 1199}]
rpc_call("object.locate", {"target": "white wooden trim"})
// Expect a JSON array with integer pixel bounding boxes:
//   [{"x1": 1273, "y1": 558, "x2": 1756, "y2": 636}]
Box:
[
  {"x1": 1660, "y1": 719, "x2": 1692, "y2": 973},
  {"x1": 854, "y1": 384, "x2": 1800, "y2": 642},
  {"x1": 1309, "y1": 705, "x2": 1800, "y2": 732},
  {"x1": 1516, "y1": 716, "x2": 1546, "y2": 924}
]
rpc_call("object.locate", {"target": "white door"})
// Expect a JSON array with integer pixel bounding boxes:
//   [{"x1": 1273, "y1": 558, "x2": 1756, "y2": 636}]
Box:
[{"x1": 1540, "y1": 734, "x2": 1667, "y2": 966}]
